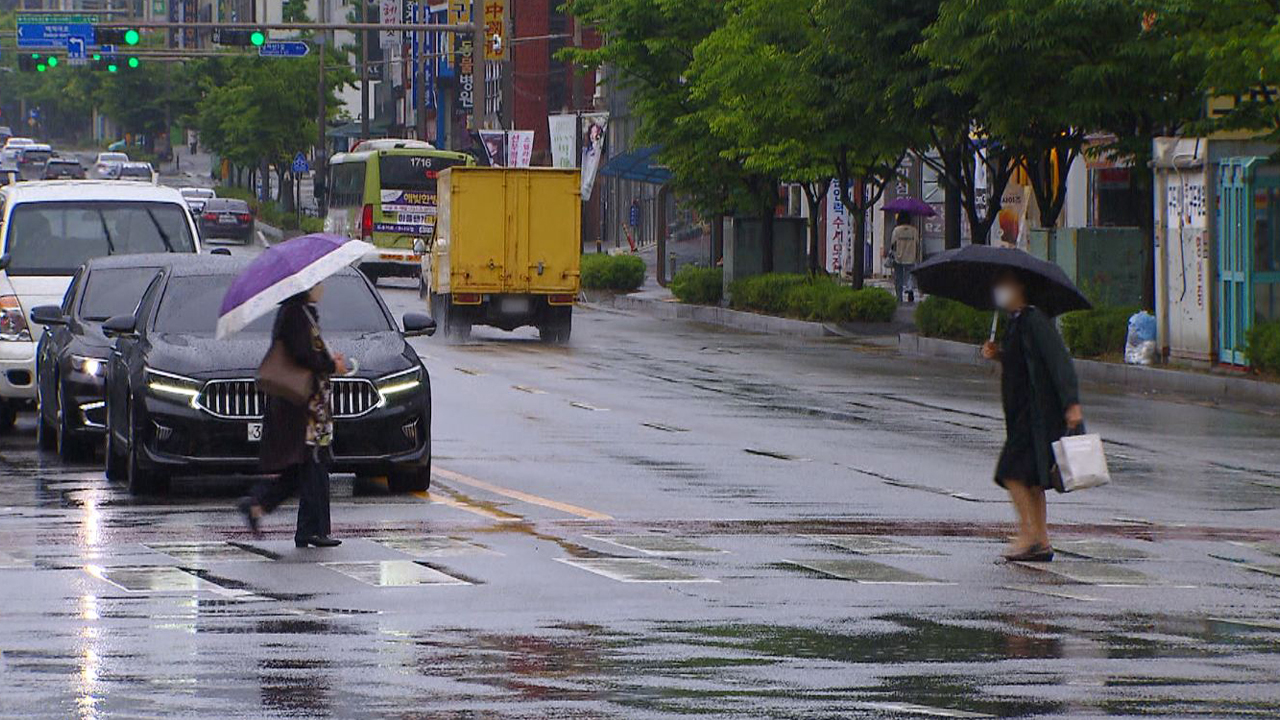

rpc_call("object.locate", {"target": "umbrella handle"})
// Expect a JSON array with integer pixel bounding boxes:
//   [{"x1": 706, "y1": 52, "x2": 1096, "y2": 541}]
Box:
[{"x1": 989, "y1": 312, "x2": 999, "y2": 343}]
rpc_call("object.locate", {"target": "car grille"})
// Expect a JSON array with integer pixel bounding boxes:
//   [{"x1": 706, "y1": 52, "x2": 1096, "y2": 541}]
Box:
[{"x1": 196, "y1": 378, "x2": 379, "y2": 419}]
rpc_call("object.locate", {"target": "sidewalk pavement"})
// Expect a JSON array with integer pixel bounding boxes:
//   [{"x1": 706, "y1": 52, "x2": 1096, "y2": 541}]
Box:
[{"x1": 583, "y1": 284, "x2": 1280, "y2": 408}]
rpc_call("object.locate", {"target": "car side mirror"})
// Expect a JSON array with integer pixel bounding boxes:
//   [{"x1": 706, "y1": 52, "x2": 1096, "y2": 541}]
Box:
[
  {"x1": 29, "y1": 305, "x2": 66, "y2": 326},
  {"x1": 101, "y1": 315, "x2": 137, "y2": 337},
  {"x1": 413, "y1": 238, "x2": 426, "y2": 254},
  {"x1": 0, "y1": 254, "x2": 10, "y2": 271},
  {"x1": 402, "y1": 312, "x2": 436, "y2": 337}
]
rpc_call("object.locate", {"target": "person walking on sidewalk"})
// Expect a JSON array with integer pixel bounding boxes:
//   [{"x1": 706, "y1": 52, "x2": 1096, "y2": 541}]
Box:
[
  {"x1": 239, "y1": 284, "x2": 348, "y2": 548},
  {"x1": 981, "y1": 270, "x2": 1083, "y2": 562},
  {"x1": 890, "y1": 212, "x2": 922, "y2": 303}
]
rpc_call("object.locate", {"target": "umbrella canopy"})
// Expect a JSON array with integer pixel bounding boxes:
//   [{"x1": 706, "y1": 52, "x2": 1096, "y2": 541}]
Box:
[
  {"x1": 882, "y1": 197, "x2": 936, "y2": 217},
  {"x1": 911, "y1": 244, "x2": 1091, "y2": 317},
  {"x1": 216, "y1": 234, "x2": 374, "y2": 339}
]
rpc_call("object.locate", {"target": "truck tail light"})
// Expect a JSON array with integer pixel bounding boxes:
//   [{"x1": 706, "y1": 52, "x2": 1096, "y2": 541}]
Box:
[
  {"x1": 0, "y1": 295, "x2": 30, "y2": 342},
  {"x1": 361, "y1": 204, "x2": 374, "y2": 240},
  {"x1": 453, "y1": 293, "x2": 481, "y2": 305},
  {"x1": 547, "y1": 294, "x2": 575, "y2": 306}
]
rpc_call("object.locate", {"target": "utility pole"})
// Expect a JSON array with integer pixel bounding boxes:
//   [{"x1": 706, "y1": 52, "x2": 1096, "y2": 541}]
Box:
[
  {"x1": 361, "y1": 0, "x2": 370, "y2": 140},
  {"x1": 417, "y1": 25, "x2": 428, "y2": 141},
  {"x1": 470, "y1": 2, "x2": 484, "y2": 134},
  {"x1": 316, "y1": 0, "x2": 328, "y2": 215}
]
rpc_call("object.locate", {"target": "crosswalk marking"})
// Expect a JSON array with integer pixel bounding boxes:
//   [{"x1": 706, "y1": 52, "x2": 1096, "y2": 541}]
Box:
[
  {"x1": 804, "y1": 535, "x2": 943, "y2": 556},
  {"x1": 556, "y1": 557, "x2": 716, "y2": 583},
  {"x1": 323, "y1": 560, "x2": 470, "y2": 587},
  {"x1": 586, "y1": 535, "x2": 724, "y2": 555},
  {"x1": 787, "y1": 559, "x2": 953, "y2": 585}
]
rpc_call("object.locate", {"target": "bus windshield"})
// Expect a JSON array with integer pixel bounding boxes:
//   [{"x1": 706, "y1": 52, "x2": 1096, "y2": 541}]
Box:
[{"x1": 378, "y1": 154, "x2": 467, "y2": 192}]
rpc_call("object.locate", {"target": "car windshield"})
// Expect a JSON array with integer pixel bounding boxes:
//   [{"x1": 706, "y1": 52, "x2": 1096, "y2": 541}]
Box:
[
  {"x1": 378, "y1": 154, "x2": 466, "y2": 192},
  {"x1": 153, "y1": 274, "x2": 392, "y2": 335},
  {"x1": 22, "y1": 150, "x2": 51, "y2": 163},
  {"x1": 5, "y1": 201, "x2": 197, "y2": 276},
  {"x1": 79, "y1": 267, "x2": 159, "y2": 321}
]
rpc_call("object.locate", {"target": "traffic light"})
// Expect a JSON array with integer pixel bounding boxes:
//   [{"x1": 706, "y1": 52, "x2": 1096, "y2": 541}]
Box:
[
  {"x1": 127, "y1": 57, "x2": 140, "y2": 69},
  {"x1": 96, "y1": 28, "x2": 141, "y2": 46},
  {"x1": 46, "y1": 56, "x2": 58, "y2": 68},
  {"x1": 212, "y1": 28, "x2": 266, "y2": 47}
]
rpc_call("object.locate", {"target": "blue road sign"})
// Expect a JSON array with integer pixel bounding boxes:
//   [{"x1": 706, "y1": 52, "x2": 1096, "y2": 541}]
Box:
[
  {"x1": 17, "y1": 22, "x2": 94, "y2": 49},
  {"x1": 66, "y1": 37, "x2": 86, "y2": 60},
  {"x1": 292, "y1": 152, "x2": 310, "y2": 174},
  {"x1": 258, "y1": 41, "x2": 309, "y2": 58}
]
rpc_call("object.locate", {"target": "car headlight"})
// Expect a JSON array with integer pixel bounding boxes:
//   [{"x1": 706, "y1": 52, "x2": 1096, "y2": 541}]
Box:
[
  {"x1": 0, "y1": 295, "x2": 30, "y2": 342},
  {"x1": 376, "y1": 366, "x2": 423, "y2": 405},
  {"x1": 144, "y1": 368, "x2": 202, "y2": 407},
  {"x1": 71, "y1": 354, "x2": 105, "y2": 378}
]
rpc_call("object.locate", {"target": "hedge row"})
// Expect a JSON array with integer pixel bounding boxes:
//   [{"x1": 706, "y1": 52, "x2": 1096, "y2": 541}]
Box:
[
  {"x1": 728, "y1": 274, "x2": 896, "y2": 323},
  {"x1": 580, "y1": 253, "x2": 646, "y2": 291},
  {"x1": 670, "y1": 265, "x2": 723, "y2": 304},
  {"x1": 1059, "y1": 306, "x2": 1140, "y2": 358},
  {"x1": 1247, "y1": 321, "x2": 1280, "y2": 374},
  {"x1": 915, "y1": 296, "x2": 995, "y2": 343}
]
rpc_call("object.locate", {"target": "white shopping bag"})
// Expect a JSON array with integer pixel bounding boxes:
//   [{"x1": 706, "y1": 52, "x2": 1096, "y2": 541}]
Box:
[{"x1": 1052, "y1": 433, "x2": 1111, "y2": 492}]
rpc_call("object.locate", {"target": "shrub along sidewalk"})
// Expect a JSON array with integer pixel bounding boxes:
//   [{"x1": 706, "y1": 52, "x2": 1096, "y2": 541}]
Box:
[
  {"x1": 580, "y1": 253, "x2": 646, "y2": 292},
  {"x1": 669, "y1": 271, "x2": 897, "y2": 324}
]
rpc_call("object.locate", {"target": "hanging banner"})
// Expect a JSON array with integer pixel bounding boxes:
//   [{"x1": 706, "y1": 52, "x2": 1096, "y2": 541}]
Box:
[
  {"x1": 548, "y1": 114, "x2": 577, "y2": 169},
  {"x1": 479, "y1": 130, "x2": 506, "y2": 166},
  {"x1": 507, "y1": 130, "x2": 534, "y2": 168},
  {"x1": 996, "y1": 183, "x2": 1028, "y2": 248},
  {"x1": 483, "y1": 0, "x2": 506, "y2": 60},
  {"x1": 579, "y1": 112, "x2": 608, "y2": 200},
  {"x1": 825, "y1": 184, "x2": 850, "y2": 274},
  {"x1": 449, "y1": 0, "x2": 474, "y2": 112},
  {"x1": 380, "y1": 0, "x2": 400, "y2": 49}
]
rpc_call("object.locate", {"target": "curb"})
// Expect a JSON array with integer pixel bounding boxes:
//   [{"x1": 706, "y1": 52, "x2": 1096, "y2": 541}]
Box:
[
  {"x1": 595, "y1": 292, "x2": 836, "y2": 338},
  {"x1": 898, "y1": 333, "x2": 1280, "y2": 406}
]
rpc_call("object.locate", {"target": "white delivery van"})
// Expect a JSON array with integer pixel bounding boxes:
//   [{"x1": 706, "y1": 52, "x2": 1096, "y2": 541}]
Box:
[{"x1": 0, "y1": 181, "x2": 202, "y2": 429}]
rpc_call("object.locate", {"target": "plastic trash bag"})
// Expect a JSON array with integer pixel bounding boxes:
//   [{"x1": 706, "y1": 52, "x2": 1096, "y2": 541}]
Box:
[{"x1": 1124, "y1": 311, "x2": 1157, "y2": 366}]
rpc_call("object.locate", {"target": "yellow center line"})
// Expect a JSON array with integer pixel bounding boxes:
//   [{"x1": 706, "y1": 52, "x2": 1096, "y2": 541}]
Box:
[
  {"x1": 414, "y1": 489, "x2": 523, "y2": 522},
  {"x1": 432, "y1": 468, "x2": 614, "y2": 521}
]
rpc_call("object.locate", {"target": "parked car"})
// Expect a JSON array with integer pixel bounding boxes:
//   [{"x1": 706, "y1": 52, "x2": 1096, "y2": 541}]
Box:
[
  {"x1": 0, "y1": 181, "x2": 203, "y2": 430},
  {"x1": 17, "y1": 144, "x2": 53, "y2": 180},
  {"x1": 5, "y1": 138, "x2": 35, "y2": 150},
  {"x1": 31, "y1": 256, "x2": 166, "y2": 459},
  {"x1": 93, "y1": 152, "x2": 130, "y2": 179},
  {"x1": 43, "y1": 159, "x2": 86, "y2": 180},
  {"x1": 101, "y1": 255, "x2": 435, "y2": 494},
  {"x1": 198, "y1": 198, "x2": 254, "y2": 243},
  {"x1": 114, "y1": 162, "x2": 155, "y2": 183},
  {"x1": 179, "y1": 187, "x2": 216, "y2": 214}
]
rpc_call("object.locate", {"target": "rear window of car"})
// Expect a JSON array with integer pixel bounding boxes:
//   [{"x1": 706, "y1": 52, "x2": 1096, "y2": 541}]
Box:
[
  {"x1": 4, "y1": 201, "x2": 197, "y2": 276},
  {"x1": 378, "y1": 154, "x2": 466, "y2": 192},
  {"x1": 22, "y1": 150, "x2": 51, "y2": 163},
  {"x1": 79, "y1": 267, "x2": 160, "y2": 321},
  {"x1": 120, "y1": 165, "x2": 152, "y2": 178},
  {"x1": 153, "y1": 274, "x2": 391, "y2": 335},
  {"x1": 47, "y1": 161, "x2": 79, "y2": 172},
  {"x1": 99, "y1": 154, "x2": 128, "y2": 163}
]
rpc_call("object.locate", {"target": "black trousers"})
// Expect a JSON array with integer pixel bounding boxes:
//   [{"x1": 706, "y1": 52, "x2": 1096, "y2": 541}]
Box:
[{"x1": 251, "y1": 452, "x2": 331, "y2": 542}]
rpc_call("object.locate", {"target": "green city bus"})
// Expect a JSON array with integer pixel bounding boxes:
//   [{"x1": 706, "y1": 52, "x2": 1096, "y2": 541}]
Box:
[{"x1": 324, "y1": 139, "x2": 475, "y2": 282}]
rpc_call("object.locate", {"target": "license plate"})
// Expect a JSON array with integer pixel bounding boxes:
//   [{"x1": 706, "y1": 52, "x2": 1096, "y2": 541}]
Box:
[
  {"x1": 219, "y1": 215, "x2": 236, "y2": 224},
  {"x1": 499, "y1": 296, "x2": 531, "y2": 314},
  {"x1": 247, "y1": 422, "x2": 263, "y2": 442}
]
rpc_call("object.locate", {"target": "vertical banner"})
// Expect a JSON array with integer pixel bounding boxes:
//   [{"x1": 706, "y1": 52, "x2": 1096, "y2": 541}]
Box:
[
  {"x1": 579, "y1": 112, "x2": 608, "y2": 199},
  {"x1": 479, "y1": 130, "x2": 506, "y2": 166},
  {"x1": 450, "y1": 0, "x2": 474, "y2": 113},
  {"x1": 507, "y1": 130, "x2": 534, "y2": 168},
  {"x1": 996, "y1": 183, "x2": 1028, "y2": 248},
  {"x1": 548, "y1": 114, "x2": 577, "y2": 169},
  {"x1": 380, "y1": 0, "x2": 401, "y2": 49},
  {"x1": 483, "y1": 0, "x2": 507, "y2": 60},
  {"x1": 825, "y1": 184, "x2": 849, "y2": 274}
]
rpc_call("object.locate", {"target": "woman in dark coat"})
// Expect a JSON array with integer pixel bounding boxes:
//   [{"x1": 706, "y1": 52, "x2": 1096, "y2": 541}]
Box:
[
  {"x1": 981, "y1": 270, "x2": 1083, "y2": 562},
  {"x1": 238, "y1": 284, "x2": 347, "y2": 547}
]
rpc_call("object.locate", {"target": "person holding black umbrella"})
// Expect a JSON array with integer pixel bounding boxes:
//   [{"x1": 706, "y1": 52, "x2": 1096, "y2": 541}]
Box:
[
  {"x1": 980, "y1": 269, "x2": 1083, "y2": 561},
  {"x1": 912, "y1": 245, "x2": 1091, "y2": 563}
]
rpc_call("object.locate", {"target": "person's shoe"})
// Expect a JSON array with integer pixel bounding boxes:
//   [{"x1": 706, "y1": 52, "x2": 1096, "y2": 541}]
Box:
[
  {"x1": 236, "y1": 498, "x2": 261, "y2": 538},
  {"x1": 1003, "y1": 543, "x2": 1054, "y2": 562},
  {"x1": 295, "y1": 536, "x2": 342, "y2": 548}
]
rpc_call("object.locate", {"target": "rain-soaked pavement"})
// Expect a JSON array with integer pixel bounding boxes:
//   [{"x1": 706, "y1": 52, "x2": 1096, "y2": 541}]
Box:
[{"x1": 4, "y1": 279, "x2": 1280, "y2": 718}]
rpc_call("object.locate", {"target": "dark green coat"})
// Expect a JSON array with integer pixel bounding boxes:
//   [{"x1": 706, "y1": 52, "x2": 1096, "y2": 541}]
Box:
[{"x1": 1000, "y1": 306, "x2": 1080, "y2": 490}]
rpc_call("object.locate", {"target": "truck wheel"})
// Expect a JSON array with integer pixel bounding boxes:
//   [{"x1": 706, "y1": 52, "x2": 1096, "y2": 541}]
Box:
[
  {"x1": 388, "y1": 463, "x2": 431, "y2": 493},
  {"x1": 539, "y1": 307, "x2": 573, "y2": 344},
  {"x1": 433, "y1": 293, "x2": 471, "y2": 341},
  {"x1": 0, "y1": 401, "x2": 16, "y2": 435}
]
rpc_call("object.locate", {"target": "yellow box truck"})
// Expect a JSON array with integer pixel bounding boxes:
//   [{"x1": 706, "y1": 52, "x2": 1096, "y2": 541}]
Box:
[{"x1": 417, "y1": 167, "x2": 581, "y2": 342}]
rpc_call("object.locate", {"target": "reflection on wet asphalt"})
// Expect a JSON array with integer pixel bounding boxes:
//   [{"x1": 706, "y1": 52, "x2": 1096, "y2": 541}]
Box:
[{"x1": 2, "y1": 282, "x2": 1280, "y2": 717}]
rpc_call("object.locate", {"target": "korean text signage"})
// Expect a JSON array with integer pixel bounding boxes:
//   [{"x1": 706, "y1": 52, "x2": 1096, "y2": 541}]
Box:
[
  {"x1": 449, "y1": 0, "x2": 474, "y2": 113},
  {"x1": 825, "y1": 184, "x2": 851, "y2": 274},
  {"x1": 484, "y1": 0, "x2": 506, "y2": 60}
]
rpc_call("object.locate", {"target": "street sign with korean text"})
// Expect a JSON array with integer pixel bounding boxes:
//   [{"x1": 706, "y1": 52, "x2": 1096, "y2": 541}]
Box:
[
  {"x1": 258, "y1": 41, "x2": 310, "y2": 58},
  {"x1": 17, "y1": 21, "x2": 95, "y2": 49}
]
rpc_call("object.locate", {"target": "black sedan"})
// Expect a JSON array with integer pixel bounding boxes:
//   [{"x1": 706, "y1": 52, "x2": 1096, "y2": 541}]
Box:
[
  {"x1": 102, "y1": 255, "x2": 436, "y2": 495},
  {"x1": 31, "y1": 257, "x2": 165, "y2": 460},
  {"x1": 43, "y1": 159, "x2": 86, "y2": 179},
  {"x1": 198, "y1": 198, "x2": 255, "y2": 243}
]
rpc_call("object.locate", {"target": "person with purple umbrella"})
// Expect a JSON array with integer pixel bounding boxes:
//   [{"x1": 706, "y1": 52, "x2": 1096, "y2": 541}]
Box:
[{"x1": 889, "y1": 212, "x2": 922, "y2": 303}]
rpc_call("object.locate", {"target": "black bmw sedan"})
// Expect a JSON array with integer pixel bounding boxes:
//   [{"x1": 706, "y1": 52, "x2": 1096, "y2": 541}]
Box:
[
  {"x1": 32, "y1": 256, "x2": 166, "y2": 460},
  {"x1": 102, "y1": 255, "x2": 435, "y2": 495}
]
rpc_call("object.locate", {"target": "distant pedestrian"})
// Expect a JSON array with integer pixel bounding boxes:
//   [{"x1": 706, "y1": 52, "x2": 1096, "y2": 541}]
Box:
[
  {"x1": 981, "y1": 270, "x2": 1083, "y2": 562},
  {"x1": 239, "y1": 284, "x2": 348, "y2": 548},
  {"x1": 889, "y1": 212, "x2": 922, "y2": 303}
]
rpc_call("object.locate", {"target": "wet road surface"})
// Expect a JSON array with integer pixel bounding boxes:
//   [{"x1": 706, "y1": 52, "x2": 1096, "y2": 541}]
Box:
[{"x1": 3, "y1": 279, "x2": 1280, "y2": 718}]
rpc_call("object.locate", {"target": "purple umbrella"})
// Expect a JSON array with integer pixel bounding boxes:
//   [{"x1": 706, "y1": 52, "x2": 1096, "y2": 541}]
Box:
[
  {"x1": 882, "y1": 197, "x2": 937, "y2": 217},
  {"x1": 216, "y1": 233, "x2": 373, "y2": 339}
]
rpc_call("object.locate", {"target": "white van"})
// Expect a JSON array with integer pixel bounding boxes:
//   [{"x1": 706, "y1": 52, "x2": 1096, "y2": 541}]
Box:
[{"x1": 0, "y1": 181, "x2": 202, "y2": 429}]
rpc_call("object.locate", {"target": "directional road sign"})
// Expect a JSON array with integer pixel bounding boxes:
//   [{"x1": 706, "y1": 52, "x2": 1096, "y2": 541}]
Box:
[
  {"x1": 17, "y1": 22, "x2": 95, "y2": 49},
  {"x1": 292, "y1": 152, "x2": 311, "y2": 174},
  {"x1": 67, "y1": 37, "x2": 86, "y2": 60},
  {"x1": 259, "y1": 41, "x2": 310, "y2": 58}
]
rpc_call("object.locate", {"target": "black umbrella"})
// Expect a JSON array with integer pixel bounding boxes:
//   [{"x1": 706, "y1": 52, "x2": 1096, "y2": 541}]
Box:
[{"x1": 911, "y1": 244, "x2": 1091, "y2": 317}]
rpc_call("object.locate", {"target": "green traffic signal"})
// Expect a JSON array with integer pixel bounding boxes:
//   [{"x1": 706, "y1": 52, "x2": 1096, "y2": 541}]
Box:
[
  {"x1": 250, "y1": 31, "x2": 265, "y2": 46},
  {"x1": 36, "y1": 64, "x2": 46, "y2": 72},
  {"x1": 108, "y1": 64, "x2": 118, "y2": 73},
  {"x1": 127, "y1": 57, "x2": 139, "y2": 69},
  {"x1": 46, "y1": 57, "x2": 57, "y2": 68},
  {"x1": 92, "y1": 54, "x2": 101, "y2": 61},
  {"x1": 124, "y1": 29, "x2": 140, "y2": 45},
  {"x1": 30, "y1": 53, "x2": 39, "y2": 59}
]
